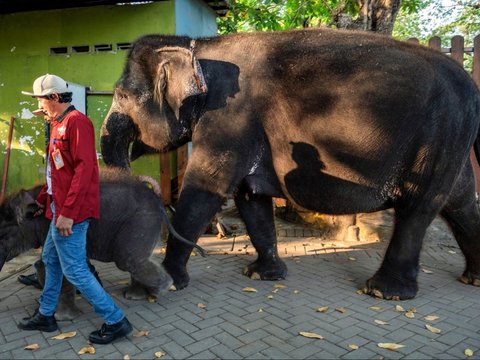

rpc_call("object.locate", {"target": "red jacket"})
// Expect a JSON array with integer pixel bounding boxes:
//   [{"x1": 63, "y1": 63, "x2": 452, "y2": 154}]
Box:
[{"x1": 37, "y1": 106, "x2": 100, "y2": 223}]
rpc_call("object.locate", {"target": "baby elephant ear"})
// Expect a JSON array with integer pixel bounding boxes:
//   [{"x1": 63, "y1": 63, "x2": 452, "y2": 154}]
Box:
[
  {"x1": 154, "y1": 46, "x2": 208, "y2": 119},
  {"x1": 10, "y1": 190, "x2": 37, "y2": 223}
]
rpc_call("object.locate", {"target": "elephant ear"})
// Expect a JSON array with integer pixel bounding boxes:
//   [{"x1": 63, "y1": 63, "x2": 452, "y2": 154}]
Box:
[
  {"x1": 154, "y1": 46, "x2": 207, "y2": 119},
  {"x1": 10, "y1": 190, "x2": 37, "y2": 223}
]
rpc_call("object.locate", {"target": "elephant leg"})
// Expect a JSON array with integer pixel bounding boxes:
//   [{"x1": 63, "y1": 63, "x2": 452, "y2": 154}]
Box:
[
  {"x1": 163, "y1": 187, "x2": 224, "y2": 289},
  {"x1": 125, "y1": 259, "x2": 173, "y2": 300},
  {"x1": 440, "y1": 162, "x2": 480, "y2": 286},
  {"x1": 124, "y1": 277, "x2": 149, "y2": 300},
  {"x1": 36, "y1": 259, "x2": 46, "y2": 287},
  {"x1": 55, "y1": 280, "x2": 81, "y2": 321},
  {"x1": 365, "y1": 205, "x2": 437, "y2": 300},
  {"x1": 36, "y1": 259, "x2": 81, "y2": 320},
  {"x1": 234, "y1": 182, "x2": 287, "y2": 281}
]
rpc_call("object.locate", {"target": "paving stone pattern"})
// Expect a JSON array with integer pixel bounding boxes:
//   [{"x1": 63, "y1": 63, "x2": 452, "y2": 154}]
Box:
[{"x1": 0, "y1": 221, "x2": 479, "y2": 359}]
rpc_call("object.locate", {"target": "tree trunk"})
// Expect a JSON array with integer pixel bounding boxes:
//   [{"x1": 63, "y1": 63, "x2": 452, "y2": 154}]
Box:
[{"x1": 336, "y1": 0, "x2": 402, "y2": 35}]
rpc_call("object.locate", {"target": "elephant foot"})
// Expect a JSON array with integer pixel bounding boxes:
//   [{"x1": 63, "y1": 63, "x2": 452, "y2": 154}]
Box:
[
  {"x1": 146, "y1": 274, "x2": 174, "y2": 297},
  {"x1": 459, "y1": 270, "x2": 480, "y2": 286},
  {"x1": 55, "y1": 303, "x2": 82, "y2": 321},
  {"x1": 124, "y1": 283, "x2": 149, "y2": 300},
  {"x1": 365, "y1": 272, "x2": 418, "y2": 300},
  {"x1": 243, "y1": 258, "x2": 287, "y2": 280},
  {"x1": 163, "y1": 262, "x2": 190, "y2": 290},
  {"x1": 125, "y1": 273, "x2": 173, "y2": 300}
]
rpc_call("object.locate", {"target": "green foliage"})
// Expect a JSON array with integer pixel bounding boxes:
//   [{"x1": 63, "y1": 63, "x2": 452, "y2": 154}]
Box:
[
  {"x1": 218, "y1": 0, "x2": 479, "y2": 45},
  {"x1": 217, "y1": 0, "x2": 360, "y2": 34},
  {"x1": 430, "y1": 0, "x2": 480, "y2": 43},
  {"x1": 393, "y1": 0, "x2": 480, "y2": 45}
]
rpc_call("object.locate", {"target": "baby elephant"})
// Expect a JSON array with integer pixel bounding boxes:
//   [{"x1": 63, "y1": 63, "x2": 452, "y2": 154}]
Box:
[{"x1": 0, "y1": 167, "x2": 203, "y2": 320}]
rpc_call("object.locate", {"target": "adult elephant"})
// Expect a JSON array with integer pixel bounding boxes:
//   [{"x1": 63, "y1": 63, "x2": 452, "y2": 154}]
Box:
[{"x1": 101, "y1": 28, "x2": 480, "y2": 300}]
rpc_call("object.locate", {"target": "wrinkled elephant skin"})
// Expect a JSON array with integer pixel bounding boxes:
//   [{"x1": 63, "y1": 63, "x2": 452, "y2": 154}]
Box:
[
  {"x1": 101, "y1": 28, "x2": 480, "y2": 300},
  {"x1": 0, "y1": 168, "x2": 173, "y2": 320}
]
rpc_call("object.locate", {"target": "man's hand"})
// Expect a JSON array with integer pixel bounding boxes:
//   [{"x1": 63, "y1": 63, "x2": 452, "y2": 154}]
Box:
[
  {"x1": 33, "y1": 201, "x2": 45, "y2": 217},
  {"x1": 56, "y1": 215, "x2": 74, "y2": 236}
]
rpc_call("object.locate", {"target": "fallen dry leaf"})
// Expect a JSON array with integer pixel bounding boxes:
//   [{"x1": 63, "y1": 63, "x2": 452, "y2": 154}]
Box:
[
  {"x1": 117, "y1": 279, "x2": 130, "y2": 285},
  {"x1": 448, "y1": 250, "x2": 457, "y2": 254},
  {"x1": 464, "y1": 349, "x2": 474, "y2": 357},
  {"x1": 336, "y1": 307, "x2": 347, "y2": 314},
  {"x1": 405, "y1": 311, "x2": 415, "y2": 319},
  {"x1": 258, "y1": 308, "x2": 263, "y2": 312},
  {"x1": 293, "y1": 290, "x2": 300, "y2": 294},
  {"x1": 423, "y1": 315, "x2": 439, "y2": 321},
  {"x1": 356, "y1": 289, "x2": 365, "y2": 295},
  {"x1": 369, "y1": 306, "x2": 382, "y2": 311},
  {"x1": 78, "y1": 346, "x2": 96, "y2": 355},
  {"x1": 421, "y1": 268, "x2": 433, "y2": 274},
  {"x1": 374, "y1": 320, "x2": 389, "y2": 325},
  {"x1": 197, "y1": 303, "x2": 207, "y2": 309},
  {"x1": 316, "y1": 306, "x2": 329, "y2": 313},
  {"x1": 377, "y1": 343, "x2": 405, "y2": 351},
  {"x1": 425, "y1": 324, "x2": 441, "y2": 334},
  {"x1": 273, "y1": 284, "x2": 287, "y2": 289},
  {"x1": 241, "y1": 287, "x2": 257, "y2": 293},
  {"x1": 348, "y1": 257, "x2": 356, "y2": 261},
  {"x1": 147, "y1": 295, "x2": 157, "y2": 303},
  {"x1": 409, "y1": 307, "x2": 417, "y2": 313},
  {"x1": 267, "y1": 295, "x2": 274, "y2": 299},
  {"x1": 348, "y1": 344, "x2": 359, "y2": 350},
  {"x1": 24, "y1": 343, "x2": 40, "y2": 350},
  {"x1": 123, "y1": 355, "x2": 130, "y2": 360},
  {"x1": 299, "y1": 331, "x2": 324, "y2": 340},
  {"x1": 133, "y1": 330, "x2": 150, "y2": 337},
  {"x1": 395, "y1": 305, "x2": 406, "y2": 312},
  {"x1": 272, "y1": 289, "x2": 279, "y2": 294},
  {"x1": 51, "y1": 331, "x2": 77, "y2": 340},
  {"x1": 155, "y1": 351, "x2": 166, "y2": 358}
]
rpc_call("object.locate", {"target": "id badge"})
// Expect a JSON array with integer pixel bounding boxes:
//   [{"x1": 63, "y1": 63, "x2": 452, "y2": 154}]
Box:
[{"x1": 52, "y1": 148, "x2": 64, "y2": 170}]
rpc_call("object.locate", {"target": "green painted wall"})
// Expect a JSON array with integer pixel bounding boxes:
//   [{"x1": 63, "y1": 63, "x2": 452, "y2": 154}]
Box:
[{"x1": 0, "y1": 1, "x2": 188, "y2": 195}]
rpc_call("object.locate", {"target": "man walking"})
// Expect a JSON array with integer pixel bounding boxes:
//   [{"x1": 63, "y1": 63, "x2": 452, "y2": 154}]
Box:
[{"x1": 19, "y1": 74, "x2": 132, "y2": 344}]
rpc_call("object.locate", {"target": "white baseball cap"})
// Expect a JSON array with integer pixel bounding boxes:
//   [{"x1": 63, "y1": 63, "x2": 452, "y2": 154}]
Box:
[
  {"x1": 22, "y1": 74, "x2": 69, "y2": 97},
  {"x1": 32, "y1": 109, "x2": 46, "y2": 116}
]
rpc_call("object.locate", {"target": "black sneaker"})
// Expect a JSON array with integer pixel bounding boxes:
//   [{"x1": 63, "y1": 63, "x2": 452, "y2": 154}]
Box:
[
  {"x1": 18, "y1": 273, "x2": 42, "y2": 289},
  {"x1": 88, "y1": 317, "x2": 133, "y2": 344},
  {"x1": 18, "y1": 309, "x2": 58, "y2": 332}
]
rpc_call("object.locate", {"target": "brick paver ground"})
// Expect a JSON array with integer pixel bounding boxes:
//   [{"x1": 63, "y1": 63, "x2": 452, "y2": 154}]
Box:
[{"x1": 1, "y1": 212, "x2": 479, "y2": 359}]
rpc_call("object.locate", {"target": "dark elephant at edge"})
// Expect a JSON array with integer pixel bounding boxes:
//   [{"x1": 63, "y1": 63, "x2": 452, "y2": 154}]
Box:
[
  {"x1": 100, "y1": 27, "x2": 480, "y2": 300},
  {"x1": 0, "y1": 168, "x2": 204, "y2": 320}
]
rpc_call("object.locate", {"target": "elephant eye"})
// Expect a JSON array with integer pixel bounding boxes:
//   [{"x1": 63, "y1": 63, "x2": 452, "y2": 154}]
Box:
[{"x1": 116, "y1": 91, "x2": 128, "y2": 100}]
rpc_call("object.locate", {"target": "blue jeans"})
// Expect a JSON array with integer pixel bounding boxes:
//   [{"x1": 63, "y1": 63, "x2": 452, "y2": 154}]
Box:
[{"x1": 39, "y1": 204, "x2": 124, "y2": 325}]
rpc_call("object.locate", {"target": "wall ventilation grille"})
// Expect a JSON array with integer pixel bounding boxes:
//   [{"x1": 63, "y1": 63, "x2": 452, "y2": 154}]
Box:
[
  {"x1": 72, "y1": 45, "x2": 90, "y2": 53},
  {"x1": 50, "y1": 47, "x2": 68, "y2": 55},
  {"x1": 49, "y1": 43, "x2": 132, "y2": 55},
  {"x1": 94, "y1": 44, "x2": 113, "y2": 52},
  {"x1": 117, "y1": 43, "x2": 132, "y2": 50}
]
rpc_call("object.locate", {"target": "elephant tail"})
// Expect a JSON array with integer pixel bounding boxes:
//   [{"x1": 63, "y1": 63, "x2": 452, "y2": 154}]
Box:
[
  {"x1": 137, "y1": 175, "x2": 161, "y2": 196},
  {"x1": 138, "y1": 175, "x2": 207, "y2": 257},
  {"x1": 158, "y1": 204, "x2": 207, "y2": 258}
]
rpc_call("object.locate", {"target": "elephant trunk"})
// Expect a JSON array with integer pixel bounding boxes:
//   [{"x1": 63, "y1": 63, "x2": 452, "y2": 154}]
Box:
[{"x1": 100, "y1": 111, "x2": 136, "y2": 169}]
